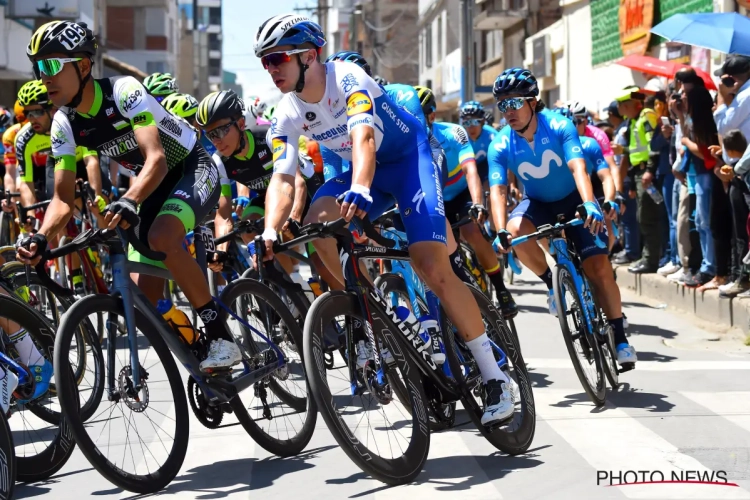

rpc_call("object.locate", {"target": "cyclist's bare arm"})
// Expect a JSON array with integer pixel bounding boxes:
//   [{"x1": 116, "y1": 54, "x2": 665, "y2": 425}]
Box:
[
  {"x1": 265, "y1": 173, "x2": 295, "y2": 232},
  {"x1": 598, "y1": 168, "x2": 616, "y2": 202},
  {"x1": 463, "y1": 159, "x2": 484, "y2": 205},
  {"x1": 290, "y1": 168, "x2": 307, "y2": 223},
  {"x1": 2, "y1": 164, "x2": 15, "y2": 195},
  {"x1": 19, "y1": 180, "x2": 36, "y2": 207},
  {"x1": 490, "y1": 184, "x2": 508, "y2": 231},
  {"x1": 84, "y1": 154, "x2": 103, "y2": 197},
  {"x1": 122, "y1": 126, "x2": 167, "y2": 203}
]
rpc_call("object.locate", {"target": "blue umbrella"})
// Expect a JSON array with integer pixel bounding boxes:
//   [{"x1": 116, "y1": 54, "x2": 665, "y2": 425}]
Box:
[{"x1": 651, "y1": 12, "x2": 750, "y2": 56}]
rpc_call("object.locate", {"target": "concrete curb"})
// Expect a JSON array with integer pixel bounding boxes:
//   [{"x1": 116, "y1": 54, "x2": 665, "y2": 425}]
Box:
[{"x1": 614, "y1": 265, "x2": 750, "y2": 334}]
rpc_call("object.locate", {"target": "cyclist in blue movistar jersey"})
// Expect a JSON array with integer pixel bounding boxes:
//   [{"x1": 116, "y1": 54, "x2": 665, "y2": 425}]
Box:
[
  {"x1": 488, "y1": 67, "x2": 636, "y2": 367},
  {"x1": 554, "y1": 106, "x2": 619, "y2": 249},
  {"x1": 422, "y1": 90, "x2": 517, "y2": 317},
  {"x1": 255, "y1": 15, "x2": 515, "y2": 423}
]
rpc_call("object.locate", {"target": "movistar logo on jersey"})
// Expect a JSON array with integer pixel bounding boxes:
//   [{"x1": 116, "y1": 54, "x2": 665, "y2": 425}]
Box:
[
  {"x1": 311, "y1": 124, "x2": 348, "y2": 142},
  {"x1": 517, "y1": 149, "x2": 563, "y2": 180},
  {"x1": 101, "y1": 133, "x2": 138, "y2": 158}
]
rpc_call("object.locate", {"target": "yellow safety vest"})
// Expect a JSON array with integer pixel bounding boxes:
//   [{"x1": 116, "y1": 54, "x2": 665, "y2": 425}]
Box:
[{"x1": 628, "y1": 107, "x2": 657, "y2": 165}]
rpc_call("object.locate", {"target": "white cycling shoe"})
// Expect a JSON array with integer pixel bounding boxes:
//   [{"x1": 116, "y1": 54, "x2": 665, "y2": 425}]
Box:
[
  {"x1": 616, "y1": 344, "x2": 637, "y2": 365},
  {"x1": 547, "y1": 289, "x2": 558, "y2": 317},
  {"x1": 199, "y1": 339, "x2": 242, "y2": 372},
  {"x1": 481, "y1": 379, "x2": 515, "y2": 427}
]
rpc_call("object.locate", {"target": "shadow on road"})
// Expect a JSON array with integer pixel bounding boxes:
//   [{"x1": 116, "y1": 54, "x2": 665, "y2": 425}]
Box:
[
  {"x1": 332, "y1": 446, "x2": 546, "y2": 496},
  {"x1": 626, "y1": 322, "x2": 677, "y2": 339},
  {"x1": 16, "y1": 468, "x2": 95, "y2": 498},
  {"x1": 528, "y1": 367, "x2": 553, "y2": 388},
  {"x1": 550, "y1": 385, "x2": 675, "y2": 413},
  {"x1": 119, "y1": 445, "x2": 337, "y2": 499},
  {"x1": 635, "y1": 351, "x2": 677, "y2": 363}
]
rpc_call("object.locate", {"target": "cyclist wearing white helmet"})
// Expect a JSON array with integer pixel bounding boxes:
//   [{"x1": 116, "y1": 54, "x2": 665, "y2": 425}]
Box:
[{"x1": 255, "y1": 14, "x2": 515, "y2": 425}]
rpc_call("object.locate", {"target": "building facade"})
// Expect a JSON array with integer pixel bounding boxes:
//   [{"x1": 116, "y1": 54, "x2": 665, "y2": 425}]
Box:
[
  {"x1": 105, "y1": 0, "x2": 180, "y2": 79},
  {"x1": 176, "y1": 0, "x2": 222, "y2": 100}
]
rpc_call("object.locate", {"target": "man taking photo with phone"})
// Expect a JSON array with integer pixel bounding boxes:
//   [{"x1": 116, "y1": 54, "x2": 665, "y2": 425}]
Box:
[{"x1": 714, "y1": 54, "x2": 750, "y2": 165}]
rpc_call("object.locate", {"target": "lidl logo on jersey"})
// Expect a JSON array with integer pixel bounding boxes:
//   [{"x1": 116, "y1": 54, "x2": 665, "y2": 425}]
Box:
[
  {"x1": 346, "y1": 91, "x2": 373, "y2": 117},
  {"x1": 272, "y1": 136, "x2": 287, "y2": 162}
]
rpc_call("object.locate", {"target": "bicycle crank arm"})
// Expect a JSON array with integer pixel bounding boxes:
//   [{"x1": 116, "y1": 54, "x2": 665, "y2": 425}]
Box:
[{"x1": 617, "y1": 363, "x2": 635, "y2": 374}]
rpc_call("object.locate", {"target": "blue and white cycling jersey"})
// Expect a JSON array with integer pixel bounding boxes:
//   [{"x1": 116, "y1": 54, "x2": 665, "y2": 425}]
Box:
[
  {"x1": 431, "y1": 122, "x2": 474, "y2": 201},
  {"x1": 469, "y1": 125, "x2": 496, "y2": 167},
  {"x1": 269, "y1": 62, "x2": 419, "y2": 176},
  {"x1": 488, "y1": 109, "x2": 584, "y2": 203}
]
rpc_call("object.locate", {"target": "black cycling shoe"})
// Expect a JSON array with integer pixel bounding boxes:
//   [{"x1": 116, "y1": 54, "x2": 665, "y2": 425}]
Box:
[{"x1": 497, "y1": 289, "x2": 518, "y2": 319}]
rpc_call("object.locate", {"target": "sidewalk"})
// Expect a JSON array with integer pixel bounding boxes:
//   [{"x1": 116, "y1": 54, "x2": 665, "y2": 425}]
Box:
[{"x1": 614, "y1": 265, "x2": 750, "y2": 339}]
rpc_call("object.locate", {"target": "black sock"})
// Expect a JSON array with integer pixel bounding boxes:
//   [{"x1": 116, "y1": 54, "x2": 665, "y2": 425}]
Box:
[
  {"x1": 537, "y1": 268, "x2": 553, "y2": 289},
  {"x1": 609, "y1": 317, "x2": 627, "y2": 346},
  {"x1": 449, "y1": 248, "x2": 473, "y2": 285},
  {"x1": 196, "y1": 301, "x2": 232, "y2": 342},
  {"x1": 486, "y1": 263, "x2": 507, "y2": 292}
]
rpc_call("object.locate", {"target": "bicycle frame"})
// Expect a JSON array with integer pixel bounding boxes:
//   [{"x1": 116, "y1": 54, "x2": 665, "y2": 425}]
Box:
[{"x1": 103, "y1": 228, "x2": 286, "y2": 404}]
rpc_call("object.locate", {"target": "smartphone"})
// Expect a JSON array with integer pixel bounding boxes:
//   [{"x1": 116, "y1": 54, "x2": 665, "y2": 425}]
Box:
[{"x1": 661, "y1": 117, "x2": 670, "y2": 127}]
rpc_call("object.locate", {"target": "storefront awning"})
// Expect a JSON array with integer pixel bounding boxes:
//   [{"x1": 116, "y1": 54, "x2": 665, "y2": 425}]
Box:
[{"x1": 102, "y1": 54, "x2": 147, "y2": 80}]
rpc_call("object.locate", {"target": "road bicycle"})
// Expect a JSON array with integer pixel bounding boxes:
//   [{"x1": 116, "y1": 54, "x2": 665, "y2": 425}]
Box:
[
  {"x1": 35, "y1": 223, "x2": 316, "y2": 493},
  {"x1": 501, "y1": 204, "x2": 627, "y2": 406},
  {"x1": 266, "y1": 215, "x2": 535, "y2": 485}
]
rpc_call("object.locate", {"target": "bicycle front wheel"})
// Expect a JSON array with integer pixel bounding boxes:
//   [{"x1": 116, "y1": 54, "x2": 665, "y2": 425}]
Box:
[
  {"x1": 553, "y1": 265, "x2": 606, "y2": 406},
  {"x1": 303, "y1": 291, "x2": 430, "y2": 486},
  {"x1": 53, "y1": 294, "x2": 189, "y2": 494},
  {"x1": 0, "y1": 412, "x2": 14, "y2": 500}
]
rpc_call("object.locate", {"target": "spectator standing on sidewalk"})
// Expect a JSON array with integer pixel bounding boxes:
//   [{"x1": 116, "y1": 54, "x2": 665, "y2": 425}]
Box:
[
  {"x1": 712, "y1": 131, "x2": 750, "y2": 297},
  {"x1": 609, "y1": 101, "x2": 641, "y2": 265},
  {"x1": 714, "y1": 54, "x2": 750, "y2": 164},
  {"x1": 617, "y1": 87, "x2": 662, "y2": 274},
  {"x1": 648, "y1": 91, "x2": 678, "y2": 275}
]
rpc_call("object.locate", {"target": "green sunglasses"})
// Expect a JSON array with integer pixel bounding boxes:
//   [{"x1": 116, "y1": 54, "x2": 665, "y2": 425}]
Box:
[{"x1": 33, "y1": 57, "x2": 82, "y2": 79}]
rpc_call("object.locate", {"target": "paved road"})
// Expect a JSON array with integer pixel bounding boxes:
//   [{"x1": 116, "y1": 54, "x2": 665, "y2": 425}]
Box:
[{"x1": 13, "y1": 270, "x2": 750, "y2": 499}]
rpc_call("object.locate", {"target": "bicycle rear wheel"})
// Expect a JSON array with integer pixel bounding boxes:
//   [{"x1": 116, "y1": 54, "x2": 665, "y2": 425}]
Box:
[
  {"x1": 553, "y1": 265, "x2": 606, "y2": 406},
  {"x1": 0, "y1": 412, "x2": 14, "y2": 499},
  {"x1": 53, "y1": 294, "x2": 189, "y2": 494},
  {"x1": 442, "y1": 285, "x2": 536, "y2": 455},
  {"x1": 303, "y1": 291, "x2": 430, "y2": 485},
  {"x1": 219, "y1": 278, "x2": 317, "y2": 457}
]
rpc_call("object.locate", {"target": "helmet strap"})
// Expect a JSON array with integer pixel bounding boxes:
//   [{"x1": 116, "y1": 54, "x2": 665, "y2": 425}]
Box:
[
  {"x1": 66, "y1": 63, "x2": 92, "y2": 109},
  {"x1": 517, "y1": 101, "x2": 535, "y2": 135},
  {"x1": 231, "y1": 125, "x2": 247, "y2": 157},
  {"x1": 294, "y1": 54, "x2": 309, "y2": 93}
]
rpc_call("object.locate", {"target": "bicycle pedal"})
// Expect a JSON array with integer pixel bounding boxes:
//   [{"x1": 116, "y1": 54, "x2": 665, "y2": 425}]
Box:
[
  {"x1": 618, "y1": 362, "x2": 635, "y2": 374},
  {"x1": 203, "y1": 367, "x2": 231, "y2": 376},
  {"x1": 484, "y1": 414, "x2": 513, "y2": 432}
]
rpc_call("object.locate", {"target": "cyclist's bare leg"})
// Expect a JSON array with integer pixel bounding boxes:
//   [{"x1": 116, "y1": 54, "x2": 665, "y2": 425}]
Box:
[
  {"x1": 310, "y1": 251, "x2": 344, "y2": 290},
  {"x1": 132, "y1": 273, "x2": 165, "y2": 306},
  {"x1": 460, "y1": 223, "x2": 498, "y2": 271},
  {"x1": 507, "y1": 216, "x2": 548, "y2": 275}
]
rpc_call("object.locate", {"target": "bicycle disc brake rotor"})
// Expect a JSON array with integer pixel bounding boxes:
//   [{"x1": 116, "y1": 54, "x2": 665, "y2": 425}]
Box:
[
  {"x1": 187, "y1": 376, "x2": 224, "y2": 428},
  {"x1": 118, "y1": 365, "x2": 149, "y2": 412}
]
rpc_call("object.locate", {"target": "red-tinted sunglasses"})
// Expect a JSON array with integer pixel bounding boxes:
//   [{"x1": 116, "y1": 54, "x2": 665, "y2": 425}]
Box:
[{"x1": 261, "y1": 48, "x2": 311, "y2": 69}]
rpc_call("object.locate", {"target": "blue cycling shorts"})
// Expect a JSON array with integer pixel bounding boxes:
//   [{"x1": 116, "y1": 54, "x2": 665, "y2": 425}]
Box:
[
  {"x1": 510, "y1": 190, "x2": 608, "y2": 260},
  {"x1": 312, "y1": 138, "x2": 447, "y2": 245}
]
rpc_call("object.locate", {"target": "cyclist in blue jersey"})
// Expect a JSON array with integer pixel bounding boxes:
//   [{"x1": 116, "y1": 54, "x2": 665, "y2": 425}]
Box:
[
  {"x1": 420, "y1": 90, "x2": 517, "y2": 317},
  {"x1": 461, "y1": 101, "x2": 521, "y2": 207},
  {"x1": 555, "y1": 106, "x2": 620, "y2": 250},
  {"x1": 488, "y1": 67, "x2": 636, "y2": 367},
  {"x1": 255, "y1": 15, "x2": 515, "y2": 424}
]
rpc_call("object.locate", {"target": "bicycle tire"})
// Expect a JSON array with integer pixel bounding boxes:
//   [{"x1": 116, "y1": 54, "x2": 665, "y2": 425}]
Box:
[
  {"x1": 553, "y1": 265, "x2": 606, "y2": 406},
  {"x1": 0, "y1": 294, "x2": 76, "y2": 483},
  {"x1": 442, "y1": 285, "x2": 536, "y2": 455},
  {"x1": 219, "y1": 278, "x2": 317, "y2": 457},
  {"x1": 0, "y1": 412, "x2": 14, "y2": 499},
  {"x1": 303, "y1": 291, "x2": 430, "y2": 485},
  {"x1": 53, "y1": 294, "x2": 189, "y2": 493},
  {"x1": 5, "y1": 264, "x2": 105, "y2": 423},
  {"x1": 593, "y1": 296, "x2": 619, "y2": 389}
]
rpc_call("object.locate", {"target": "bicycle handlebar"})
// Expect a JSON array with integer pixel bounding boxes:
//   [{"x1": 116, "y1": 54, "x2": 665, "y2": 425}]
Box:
[{"x1": 213, "y1": 217, "x2": 264, "y2": 246}]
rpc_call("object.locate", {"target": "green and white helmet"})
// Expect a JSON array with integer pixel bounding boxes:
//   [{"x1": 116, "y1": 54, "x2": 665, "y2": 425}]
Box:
[
  {"x1": 161, "y1": 93, "x2": 199, "y2": 120},
  {"x1": 143, "y1": 72, "x2": 178, "y2": 99}
]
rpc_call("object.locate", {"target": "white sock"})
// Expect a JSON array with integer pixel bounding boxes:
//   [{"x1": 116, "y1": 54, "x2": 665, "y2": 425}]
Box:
[
  {"x1": 465, "y1": 333, "x2": 508, "y2": 385},
  {"x1": 10, "y1": 329, "x2": 44, "y2": 366}
]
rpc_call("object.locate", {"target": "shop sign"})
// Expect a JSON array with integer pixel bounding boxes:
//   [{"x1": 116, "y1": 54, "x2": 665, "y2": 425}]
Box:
[{"x1": 618, "y1": 0, "x2": 654, "y2": 57}]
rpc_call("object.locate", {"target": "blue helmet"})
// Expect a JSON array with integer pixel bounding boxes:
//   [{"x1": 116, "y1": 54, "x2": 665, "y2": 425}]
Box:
[
  {"x1": 254, "y1": 14, "x2": 326, "y2": 57},
  {"x1": 326, "y1": 51, "x2": 372, "y2": 76},
  {"x1": 373, "y1": 75, "x2": 390, "y2": 86},
  {"x1": 460, "y1": 101, "x2": 485, "y2": 120},
  {"x1": 492, "y1": 67, "x2": 539, "y2": 100},
  {"x1": 553, "y1": 106, "x2": 574, "y2": 120}
]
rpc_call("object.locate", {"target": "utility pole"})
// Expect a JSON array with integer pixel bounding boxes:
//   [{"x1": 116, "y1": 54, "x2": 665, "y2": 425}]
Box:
[
  {"x1": 372, "y1": 0, "x2": 380, "y2": 76},
  {"x1": 459, "y1": 0, "x2": 475, "y2": 104}
]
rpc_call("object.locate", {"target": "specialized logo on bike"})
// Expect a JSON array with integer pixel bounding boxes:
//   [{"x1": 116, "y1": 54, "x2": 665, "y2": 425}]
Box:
[
  {"x1": 517, "y1": 149, "x2": 563, "y2": 181},
  {"x1": 368, "y1": 289, "x2": 438, "y2": 371}
]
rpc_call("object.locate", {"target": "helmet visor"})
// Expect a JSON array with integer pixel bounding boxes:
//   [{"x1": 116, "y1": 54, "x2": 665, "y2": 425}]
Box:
[
  {"x1": 34, "y1": 58, "x2": 81, "y2": 79},
  {"x1": 497, "y1": 97, "x2": 534, "y2": 114}
]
